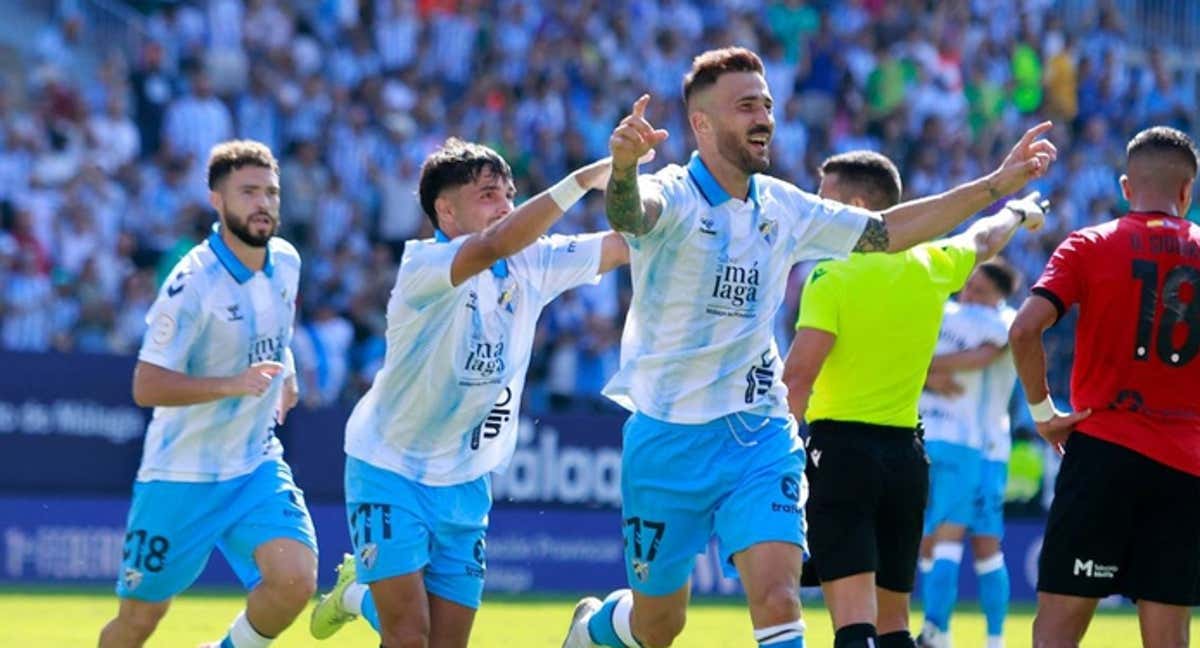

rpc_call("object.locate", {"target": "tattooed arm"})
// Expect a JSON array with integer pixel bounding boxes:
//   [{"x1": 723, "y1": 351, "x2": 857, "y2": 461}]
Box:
[
  {"x1": 606, "y1": 165, "x2": 665, "y2": 236},
  {"x1": 854, "y1": 121, "x2": 1057, "y2": 253},
  {"x1": 606, "y1": 94, "x2": 669, "y2": 236},
  {"x1": 853, "y1": 173, "x2": 1006, "y2": 253}
]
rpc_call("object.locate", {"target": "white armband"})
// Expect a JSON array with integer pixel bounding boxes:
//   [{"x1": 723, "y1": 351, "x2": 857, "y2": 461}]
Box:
[
  {"x1": 1028, "y1": 396, "x2": 1057, "y2": 423},
  {"x1": 548, "y1": 175, "x2": 587, "y2": 212}
]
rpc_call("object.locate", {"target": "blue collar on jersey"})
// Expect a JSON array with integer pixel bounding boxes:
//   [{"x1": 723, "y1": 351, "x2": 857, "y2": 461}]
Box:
[
  {"x1": 208, "y1": 224, "x2": 274, "y2": 284},
  {"x1": 434, "y1": 229, "x2": 508, "y2": 278},
  {"x1": 686, "y1": 151, "x2": 761, "y2": 209}
]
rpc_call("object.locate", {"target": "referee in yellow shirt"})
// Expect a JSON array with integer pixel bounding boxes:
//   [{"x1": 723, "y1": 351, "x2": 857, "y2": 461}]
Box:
[{"x1": 782, "y1": 151, "x2": 1047, "y2": 648}]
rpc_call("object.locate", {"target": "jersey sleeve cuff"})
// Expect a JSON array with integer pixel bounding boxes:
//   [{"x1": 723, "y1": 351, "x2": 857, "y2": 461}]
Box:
[{"x1": 1031, "y1": 286, "x2": 1066, "y2": 322}]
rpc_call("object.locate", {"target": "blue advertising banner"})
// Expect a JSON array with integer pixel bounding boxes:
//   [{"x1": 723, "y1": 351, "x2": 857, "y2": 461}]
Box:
[
  {"x1": 0, "y1": 351, "x2": 627, "y2": 508},
  {"x1": 0, "y1": 494, "x2": 1048, "y2": 600},
  {"x1": 0, "y1": 351, "x2": 1053, "y2": 600}
]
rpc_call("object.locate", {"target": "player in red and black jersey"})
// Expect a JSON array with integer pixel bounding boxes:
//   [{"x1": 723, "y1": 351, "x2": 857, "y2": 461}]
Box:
[{"x1": 1011, "y1": 126, "x2": 1200, "y2": 648}]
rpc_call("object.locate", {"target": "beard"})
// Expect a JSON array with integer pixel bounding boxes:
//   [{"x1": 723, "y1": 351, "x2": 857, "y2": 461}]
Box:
[
  {"x1": 223, "y1": 209, "x2": 277, "y2": 247},
  {"x1": 716, "y1": 125, "x2": 772, "y2": 175}
]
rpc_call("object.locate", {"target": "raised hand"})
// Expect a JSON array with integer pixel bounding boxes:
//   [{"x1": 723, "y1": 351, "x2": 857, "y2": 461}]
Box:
[
  {"x1": 993, "y1": 121, "x2": 1058, "y2": 195},
  {"x1": 609, "y1": 94, "x2": 669, "y2": 172},
  {"x1": 1005, "y1": 190, "x2": 1050, "y2": 232}
]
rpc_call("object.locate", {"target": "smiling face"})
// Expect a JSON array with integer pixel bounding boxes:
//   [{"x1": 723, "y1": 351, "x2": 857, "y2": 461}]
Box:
[
  {"x1": 211, "y1": 164, "x2": 280, "y2": 247},
  {"x1": 692, "y1": 71, "x2": 775, "y2": 175},
  {"x1": 437, "y1": 167, "x2": 517, "y2": 237}
]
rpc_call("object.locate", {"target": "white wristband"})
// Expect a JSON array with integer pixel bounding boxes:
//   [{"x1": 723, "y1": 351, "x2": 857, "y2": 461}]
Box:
[
  {"x1": 1028, "y1": 396, "x2": 1057, "y2": 423},
  {"x1": 548, "y1": 175, "x2": 587, "y2": 212}
]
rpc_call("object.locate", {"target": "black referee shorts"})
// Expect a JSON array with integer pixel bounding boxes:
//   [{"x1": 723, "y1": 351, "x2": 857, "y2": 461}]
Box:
[
  {"x1": 1038, "y1": 431, "x2": 1200, "y2": 605},
  {"x1": 803, "y1": 419, "x2": 929, "y2": 593}
]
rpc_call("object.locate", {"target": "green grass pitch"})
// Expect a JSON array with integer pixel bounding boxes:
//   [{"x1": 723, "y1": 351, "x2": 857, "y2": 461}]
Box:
[{"x1": 1, "y1": 587, "x2": 1189, "y2": 646}]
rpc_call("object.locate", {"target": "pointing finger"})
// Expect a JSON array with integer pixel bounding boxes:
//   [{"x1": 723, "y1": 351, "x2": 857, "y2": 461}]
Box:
[
  {"x1": 631, "y1": 94, "x2": 650, "y2": 119},
  {"x1": 1017, "y1": 121, "x2": 1053, "y2": 149}
]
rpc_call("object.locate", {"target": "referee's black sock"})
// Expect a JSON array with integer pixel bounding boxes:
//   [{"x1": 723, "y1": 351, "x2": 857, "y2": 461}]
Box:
[
  {"x1": 834, "y1": 623, "x2": 878, "y2": 648},
  {"x1": 878, "y1": 630, "x2": 917, "y2": 648}
]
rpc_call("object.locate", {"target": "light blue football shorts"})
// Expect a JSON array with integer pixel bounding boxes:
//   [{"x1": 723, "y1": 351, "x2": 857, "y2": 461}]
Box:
[
  {"x1": 968, "y1": 459, "x2": 1008, "y2": 538},
  {"x1": 923, "y1": 440, "x2": 984, "y2": 535},
  {"x1": 344, "y1": 456, "x2": 491, "y2": 609},
  {"x1": 619, "y1": 411, "x2": 807, "y2": 596},
  {"x1": 115, "y1": 458, "x2": 317, "y2": 602}
]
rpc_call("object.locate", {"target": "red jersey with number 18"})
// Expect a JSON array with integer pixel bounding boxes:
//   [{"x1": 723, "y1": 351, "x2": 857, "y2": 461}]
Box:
[{"x1": 1033, "y1": 212, "x2": 1200, "y2": 477}]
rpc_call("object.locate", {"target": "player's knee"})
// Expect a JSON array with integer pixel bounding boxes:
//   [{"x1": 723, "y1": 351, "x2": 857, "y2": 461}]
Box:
[
  {"x1": 1031, "y1": 615, "x2": 1078, "y2": 648},
  {"x1": 379, "y1": 625, "x2": 430, "y2": 648},
  {"x1": 116, "y1": 601, "x2": 168, "y2": 639},
  {"x1": 377, "y1": 605, "x2": 431, "y2": 648},
  {"x1": 632, "y1": 606, "x2": 687, "y2": 648},
  {"x1": 748, "y1": 582, "x2": 801, "y2": 625},
  {"x1": 261, "y1": 566, "x2": 317, "y2": 613}
]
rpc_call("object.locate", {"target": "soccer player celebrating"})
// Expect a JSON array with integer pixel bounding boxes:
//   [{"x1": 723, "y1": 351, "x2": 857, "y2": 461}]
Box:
[
  {"x1": 917, "y1": 261, "x2": 1021, "y2": 648},
  {"x1": 563, "y1": 47, "x2": 1054, "y2": 648},
  {"x1": 1011, "y1": 126, "x2": 1200, "y2": 647},
  {"x1": 780, "y1": 152, "x2": 1042, "y2": 648},
  {"x1": 308, "y1": 138, "x2": 628, "y2": 648},
  {"x1": 99, "y1": 141, "x2": 316, "y2": 648}
]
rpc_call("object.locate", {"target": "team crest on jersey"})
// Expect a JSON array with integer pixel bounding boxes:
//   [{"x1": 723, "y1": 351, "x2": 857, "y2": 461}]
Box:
[
  {"x1": 359, "y1": 543, "x2": 378, "y2": 570},
  {"x1": 497, "y1": 284, "x2": 517, "y2": 313},
  {"x1": 758, "y1": 219, "x2": 777, "y2": 243},
  {"x1": 123, "y1": 567, "x2": 143, "y2": 591}
]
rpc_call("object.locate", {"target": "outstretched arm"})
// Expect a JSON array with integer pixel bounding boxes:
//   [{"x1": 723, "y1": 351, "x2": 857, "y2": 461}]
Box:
[
  {"x1": 451, "y1": 158, "x2": 613, "y2": 286},
  {"x1": 854, "y1": 122, "x2": 1057, "y2": 253}
]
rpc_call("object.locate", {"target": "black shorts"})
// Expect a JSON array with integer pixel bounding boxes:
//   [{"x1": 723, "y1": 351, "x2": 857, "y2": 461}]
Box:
[
  {"x1": 1039, "y1": 432, "x2": 1200, "y2": 605},
  {"x1": 803, "y1": 420, "x2": 929, "y2": 593}
]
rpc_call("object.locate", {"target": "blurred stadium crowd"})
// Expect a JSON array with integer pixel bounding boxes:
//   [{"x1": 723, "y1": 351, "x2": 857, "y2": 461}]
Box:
[{"x1": 0, "y1": 0, "x2": 1196, "y2": 413}]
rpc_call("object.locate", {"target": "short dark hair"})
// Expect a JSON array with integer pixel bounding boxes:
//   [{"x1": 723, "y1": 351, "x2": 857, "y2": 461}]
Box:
[
  {"x1": 682, "y1": 47, "x2": 765, "y2": 108},
  {"x1": 1126, "y1": 126, "x2": 1199, "y2": 176},
  {"x1": 978, "y1": 258, "x2": 1019, "y2": 298},
  {"x1": 418, "y1": 138, "x2": 513, "y2": 229},
  {"x1": 819, "y1": 151, "x2": 903, "y2": 209},
  {"x1": 207, "y1": 140, "x2": 278, "y2": 190}
]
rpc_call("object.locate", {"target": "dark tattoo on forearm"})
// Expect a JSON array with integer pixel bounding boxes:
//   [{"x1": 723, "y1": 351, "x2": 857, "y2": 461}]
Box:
[
  {"x1": 852, "y1": 218, "x2": 890, "y2": 252},
  {"x1": 606, "y1": 166, "x2": 649, "y2": 235}
]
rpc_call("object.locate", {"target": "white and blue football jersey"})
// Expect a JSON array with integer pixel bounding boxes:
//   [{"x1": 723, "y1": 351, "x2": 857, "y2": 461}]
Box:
[
  {"x1": 978, "y1": 305, "x2": 1018, "y2": 462},
  {"x1": 602, "y1": 152, "x2": 870, "y2": 423},
  {"x1": 344, "y1": 232, "x2": 604, "y2": 486},
  {"x1": 136, "y1": 226, "x2": 300, "y2": 482},
  {"x1": 920, "y1": 301, "x2": 1009, "y2": 449}
]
